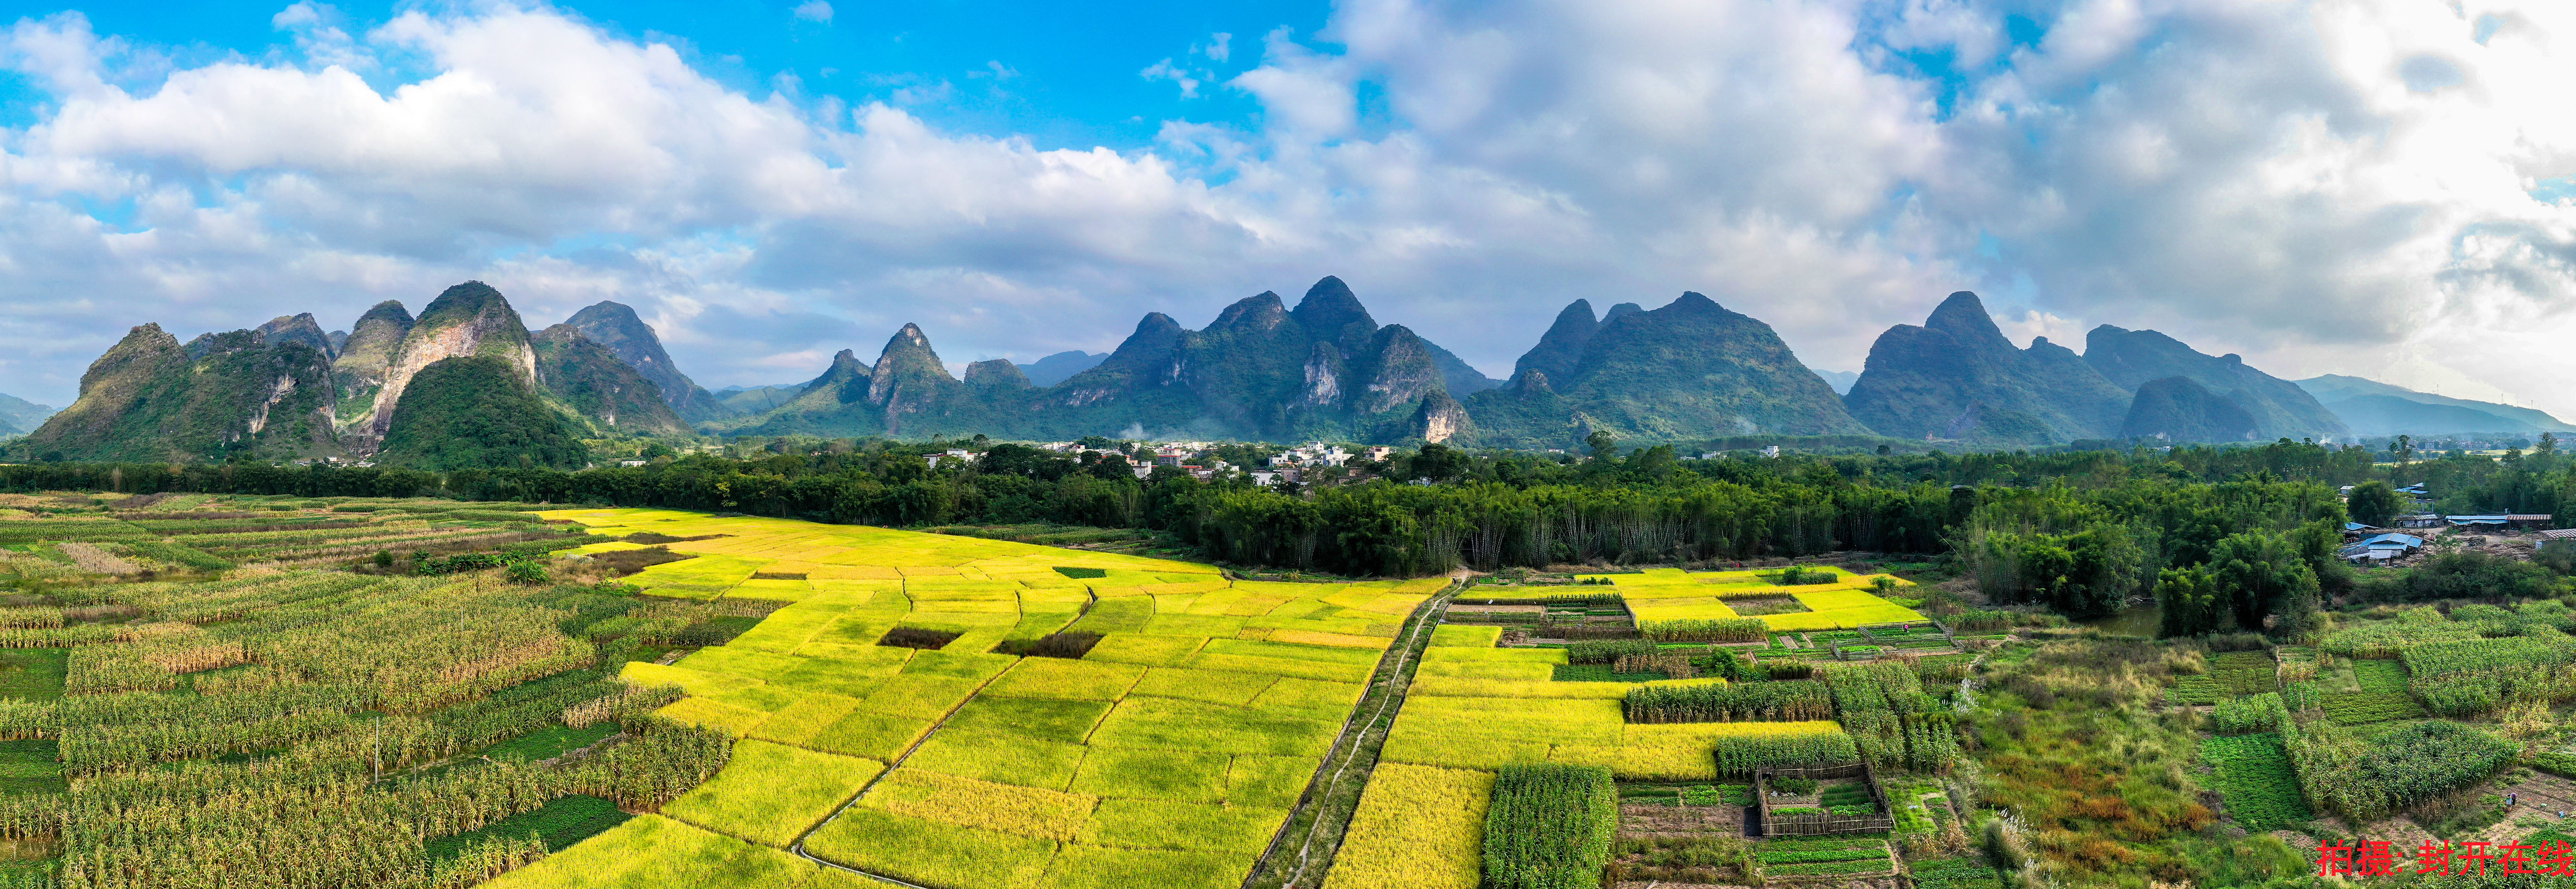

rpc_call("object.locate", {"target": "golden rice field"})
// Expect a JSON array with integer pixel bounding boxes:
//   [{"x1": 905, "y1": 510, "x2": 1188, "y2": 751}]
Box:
[
  {"x1": 1319, "y1": 763, "x2": 1492, "y2": 889},
  {"x1": 499, "y1": 508, "x2": 1448, "y2": 889},
  {"x1": 1380, "y1": 644, "x2": 1844, "y2": 778},
  {"x1": 1585, "y1": 566, "x2": 1926, "y2": 630}
]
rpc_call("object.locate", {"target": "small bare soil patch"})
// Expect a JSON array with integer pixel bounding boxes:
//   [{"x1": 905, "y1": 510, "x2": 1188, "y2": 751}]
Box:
[
  {"x1": 624, "y1": 532, "x2": 730, "y2": 545},
  {"x1": 588, "y1": 547, "x2": 695, "y2": 576},
  {"x1": 1727, "y1": 595, "x2": 1811, "y2": 616}
]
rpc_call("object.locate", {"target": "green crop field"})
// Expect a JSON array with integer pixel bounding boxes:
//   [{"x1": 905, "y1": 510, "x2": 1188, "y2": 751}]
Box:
[{"x1": 2197, "y1": 733, "x2": 2310, "y2": 831}]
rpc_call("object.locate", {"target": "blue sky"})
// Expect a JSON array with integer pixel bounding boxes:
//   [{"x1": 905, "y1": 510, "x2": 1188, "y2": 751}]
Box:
[
  {"x1": 0, "y1": 0, "x2": 2571, "y2": 422},
  {"x1": 0, "y1": 0, "x2": 1317, "y2": 152}
]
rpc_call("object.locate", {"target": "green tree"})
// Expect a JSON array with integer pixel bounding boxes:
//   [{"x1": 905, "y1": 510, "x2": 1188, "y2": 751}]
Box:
[
  {"x1": 2154, "y1": 565, "x2": 2225, "y2": 637},
  {"x1": 2209, "y1": 531, "x2": 2322, "y2": 637},
  {"x1": 2344, "y1": 480, "x2": 2398, "y2": 527}
]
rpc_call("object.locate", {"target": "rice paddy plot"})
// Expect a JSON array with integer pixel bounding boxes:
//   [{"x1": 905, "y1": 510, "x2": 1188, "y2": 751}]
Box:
[
  {"x1": 1578, "y1": 567, "x2": 1925, "y2": 630},
  {"x1": 533, "y1": 507, "x2": 1451, "y2": 889}
]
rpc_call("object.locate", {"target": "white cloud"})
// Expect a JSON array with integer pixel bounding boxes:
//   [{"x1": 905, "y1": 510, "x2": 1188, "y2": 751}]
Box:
[
  {"x1": 1140, "y1": 58, "x2": 1199, "y2": 98},
  {"x1": 3, "y1": 0, "x2": 2576, "y2": 428},
  {"x1": 793, "y1": 2, "x2": 832, "y2": 25}
]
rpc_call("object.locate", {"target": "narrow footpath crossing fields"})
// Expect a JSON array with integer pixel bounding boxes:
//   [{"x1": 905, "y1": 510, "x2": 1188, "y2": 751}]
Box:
[{"x1": 516, "y1": 508, "x2": 1446, "y2": 889}]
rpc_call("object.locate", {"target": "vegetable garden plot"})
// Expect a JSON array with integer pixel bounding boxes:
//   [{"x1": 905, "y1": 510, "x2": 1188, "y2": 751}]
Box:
[
  {"x1": 527, "y1": 507, "x2": 1443, "y2": 889},
  {"x1": 2198, "y1": 733, "x2": 2309, "y2": 831}
]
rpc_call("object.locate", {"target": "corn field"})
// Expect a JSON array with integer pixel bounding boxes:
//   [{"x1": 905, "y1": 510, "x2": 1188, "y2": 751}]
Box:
[
  {"x1": 1709, "y1": 732, "x2": 1862, "y2": 775},
  {"x1": 1637, "y1": 619, "x2": 1766, "y2": 644},
  {"x1": 1623, "y1": 680, "x2": 1833, "y2": 724},
  {"x1": 1480, "y1": 764, "x2": 1617, "y2": 889},
  {"x1": 0, "y1": 561, "x2": 735, "y2": 888}
]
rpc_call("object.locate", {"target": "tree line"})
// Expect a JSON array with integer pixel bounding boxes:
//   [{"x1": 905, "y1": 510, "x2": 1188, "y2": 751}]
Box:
[{"x1": 9, "y1": 437, "x2": 2576, "y2": 633}]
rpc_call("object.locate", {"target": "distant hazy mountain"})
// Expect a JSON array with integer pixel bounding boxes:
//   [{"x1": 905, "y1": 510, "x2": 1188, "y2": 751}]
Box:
[
  {"x1": 715, "y1": 383, "x2": 809, "y2": 414},
  {"x1": 2122, "y1": 376, "x2": 2259, "y2": 442},
  {"x1": 1843, "y1": 292, "x2": 2132, "y2": 444},
  {"x1": 1016, "y1": 351, "x2": 1106, "y2": 387},
  {"x1": 0, "y1": 394, "x2": 56, "y2": 437},
  {"x1": 1812, "y1": 370, "x2": 1859, "y2": 396},
  {"x1": 2319, "y1": 394, "x2": 2537, "y2": 436},
  {"x1": 1466, "y1": 292, "x2": 1865, "y2": 448},
  {"x1": 564, "y1": 301, "x2": 735, "y2": 423},
  {"x1": 2296, "y1": 374, "x2": 2573, "y2": 434},
  {"x1": 2084, "y1": 326, "x2": 2348, "y2": 440}
]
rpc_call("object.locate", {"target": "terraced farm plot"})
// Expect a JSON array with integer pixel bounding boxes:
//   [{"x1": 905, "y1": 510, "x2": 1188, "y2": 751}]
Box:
[
  {"x1": 1582, "y1": 567, "x2": 1923, "y2": 630},
  {"x1": 505, "y1": 507, "x2": 1448, "y2": 889}
]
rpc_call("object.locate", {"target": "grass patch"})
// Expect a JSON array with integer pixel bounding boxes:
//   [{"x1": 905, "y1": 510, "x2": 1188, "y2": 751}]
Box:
[
  {"x1": 481, "y1": 722, "x2": 618, "y2": 763},
  {"x1": 424, "y1": 794, "x2": 631, "y2": 861},
  {"x1": 1550, "y1": 663, "x2": 1669, "y2": 683},
  {"x1": 0, "y1": 649, "x2": 66, "y2": 700},
  {"x1": 0, "y1": 740, "x2": 63, "y2": 795}
]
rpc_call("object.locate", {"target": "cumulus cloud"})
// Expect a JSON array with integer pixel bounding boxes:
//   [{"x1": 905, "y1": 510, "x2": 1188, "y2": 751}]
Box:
[{"x1": 0, "y1": 0, "x2": 2574, "y2": 426}]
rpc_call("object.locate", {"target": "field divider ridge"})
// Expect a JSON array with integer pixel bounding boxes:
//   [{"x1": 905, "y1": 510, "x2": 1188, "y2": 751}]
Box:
[
  {"x1": 783, "y1": 579, "x2": 1012, "y2": 889},
  {"x1": 1242, "y1": 575, "x2": 1460, "y2": 889}
]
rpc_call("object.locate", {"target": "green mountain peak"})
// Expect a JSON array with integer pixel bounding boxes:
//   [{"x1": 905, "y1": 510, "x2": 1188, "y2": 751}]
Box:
[{"x1": 563, "y1": 300, "x2": 735, "y2": 423}]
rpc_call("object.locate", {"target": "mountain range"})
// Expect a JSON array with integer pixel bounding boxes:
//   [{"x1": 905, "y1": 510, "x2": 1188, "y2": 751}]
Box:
[
  {"x1": 2292, "y1": 374, "x2": 2574, "y2": 435},
  {"x1": 14, "y1": 282, "x2": 690, "y2": 465},
  {"x1": 14, "y1": 278, "x2": 2567, "y2": 462},
  {"x1": 706, "y1": 277, "x2": 1506, "y2": 443}
]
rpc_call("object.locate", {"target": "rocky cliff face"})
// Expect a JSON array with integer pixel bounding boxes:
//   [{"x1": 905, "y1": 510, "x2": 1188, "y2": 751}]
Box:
[
  {"x1": 563, "y1": 300, "x2": 733, "y2": 423},
  {"x1": 362, "y1": 282, "x2": 539, "y2": 446},
  {"x1": 24, "y1": 281, "x2": 727, "y2": 464},
  {"x1": 332, "y1": 301, "x2": 415, "y2": 428},
  {"x1": 865, "y1": 324, "x2": 970, "y2": 435},
  {"x1": 1465, "y1": 292, "x2": 1866, "y2": 447},
  {"x1": 1359, "y1": 325, "x2": 1445, "y2": 414},
  {"x1": 1411, "y1": 390, "x2": 1474, "y2": 443},
  {"x1": 1842, "y1": 292, "x2": 2132, "y2": 444}
]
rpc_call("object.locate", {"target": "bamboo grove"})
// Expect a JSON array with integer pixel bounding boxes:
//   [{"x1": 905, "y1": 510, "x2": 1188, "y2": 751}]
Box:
[
  {"x1": 12, "y1": 437, "x2": 2576, "y2": 585},
  {"x1": 0, "y1": 568, "x2": 739, "y2": 888}
]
